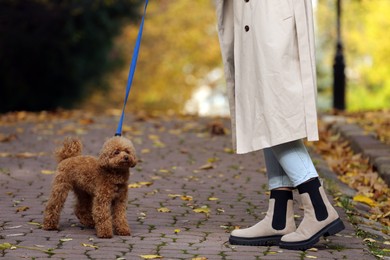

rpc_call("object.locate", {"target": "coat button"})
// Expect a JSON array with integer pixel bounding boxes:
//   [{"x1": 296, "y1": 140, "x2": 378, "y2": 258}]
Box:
[{"x1": 245, "y1": 25, "x2": 250, "y2": 32}]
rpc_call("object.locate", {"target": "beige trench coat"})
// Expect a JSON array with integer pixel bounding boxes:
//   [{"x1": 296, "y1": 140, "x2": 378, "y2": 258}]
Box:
[{"x1": 215, "y1": 0, "x2": 319, "y2": 154}]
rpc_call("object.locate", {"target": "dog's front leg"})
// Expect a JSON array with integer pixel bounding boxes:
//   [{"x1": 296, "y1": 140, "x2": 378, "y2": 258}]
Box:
[
  {"x1": 92, "y1": 194, "x2": 114, "y2": 238},
  {"x1": 112, "y1": 186, "x2": 131, "y2": 236}
]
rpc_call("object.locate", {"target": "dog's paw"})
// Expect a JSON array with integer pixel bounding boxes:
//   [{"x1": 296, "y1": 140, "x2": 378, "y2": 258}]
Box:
[
  {"x1": 116, "y1": 228, "x2": 131, "y2": 236},
  {"x1": 42, "y1": 224, "x2": 59, "y2": 231},
  {"x1": 96, "y1": 228, "x2": 113, "y2": 238},
  {"x1": 97, "y1": 233, "x2": 113, "y2": 238}
]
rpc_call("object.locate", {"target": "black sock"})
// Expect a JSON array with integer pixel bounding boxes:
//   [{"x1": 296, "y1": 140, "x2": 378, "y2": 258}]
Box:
[
  {"x1": 270, "y1": 190, "x2": 293, "y2": 230},
  {"x1": 297, "y1": 178, "x2": 328, "y2": 221}
]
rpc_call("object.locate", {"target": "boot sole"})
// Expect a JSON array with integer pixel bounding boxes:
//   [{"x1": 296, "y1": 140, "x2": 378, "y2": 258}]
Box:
[
  {"x1": 229, "y1": 234, "x2": 283, "y2": 246},
  {"x1": 279, "y1": 218, "x2": 345, "y2": 251}
]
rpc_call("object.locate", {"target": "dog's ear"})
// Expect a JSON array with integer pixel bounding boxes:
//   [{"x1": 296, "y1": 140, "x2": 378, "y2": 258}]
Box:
[{"x1": 98, "y1": 150, "x2": 110, "y2": 168}]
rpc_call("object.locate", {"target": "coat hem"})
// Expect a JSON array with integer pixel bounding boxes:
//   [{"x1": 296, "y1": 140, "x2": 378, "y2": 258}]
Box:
[{"x1": 235, "y1": 132, "x2": 312, "y2": 155}]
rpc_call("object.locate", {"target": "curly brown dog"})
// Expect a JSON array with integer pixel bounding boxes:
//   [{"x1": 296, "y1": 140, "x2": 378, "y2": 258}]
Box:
[{"x1": 43, "y1": 136, "x2": 137, "y2": 238}]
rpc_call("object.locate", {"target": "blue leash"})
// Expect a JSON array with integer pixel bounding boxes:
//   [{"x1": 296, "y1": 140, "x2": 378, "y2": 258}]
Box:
[{"x1": 115, "y1": 0, "x2": 149, "y2": 136}]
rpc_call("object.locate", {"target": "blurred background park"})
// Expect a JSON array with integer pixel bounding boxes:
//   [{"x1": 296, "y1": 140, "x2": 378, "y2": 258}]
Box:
[{"x1": 0, "y1": 0, "x2": 389, "y2": 116}]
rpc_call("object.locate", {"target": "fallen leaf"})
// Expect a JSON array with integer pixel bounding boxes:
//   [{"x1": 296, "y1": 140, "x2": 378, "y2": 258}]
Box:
[
  {"x1": 223, "y1": 147, "x2": 234, "y2": 154},
  {"x1": 128, "y1": 182, "x2": 153, "y2": 188},
  {"x1": 81, "y1": 243, "x2": 98, "y2": 249},
  {"x1": 41, "y1": 170, "x2": 56, "y2": 175},
  {"x1": 217, "y1": 208, "x2": 225, "y2": 213},
  {"x1": 139, "y1": 255, "x2": 163, "y2": 259},
  {"x1": 193, "y1": 207, "x2": 210, "y2": 215},
  {"x1": 306, "y1": 255, "x2": 317, "y2": 259},
  {"x1": 27, "y1": 222, "x2": 42, "y2": 226},
  {"x1": 128, "y1": 183, "x2": 142, "y2": 188},
  {"x1": 180, "y1": 195, "x2": 193, "y2": 201},
  {"x1": 0, "y1": 152, "x2": 12, "y2": 157},
  {"x1": 16, "y1": 206, "x2": 29, "y2": 212},
  {"x1": 199, "y1": 163, "x2": 214, "y2": 170},
  {"x1": 15, "y1": 152, "x2": 45, "y2": 158},
  {"x1": 0, "y1": 133, "x2": 17, "y2": 142},
  {"x1": 59, "y1": 238, "x2": 73, "y2": 242},
  {"x1": 168, "y1": 194, "x2": 182, "y2": 198},
  {"x1": 174, "y1": 229, "x2": 181, "y2": 234},
  {"x1": 363, "y1": 238, "x2": 377, "y2": 243},
  {"x1": 157, "y1": 207, "x2": 171, "y2": 213},
  {"x1": 208, "y1": 197, "x2": 219, "y2": 201},
  {"x1": 0, "y1": 243, "x2": 12, "y2": 250},
  {"x1": 353, "y1": 194, "x2": 377, "y2": 207},
  {"x1": 192, "y1": 257, "x2": 208, "y2": 260},
  {"x1": 78, "y1": 118, "x2": 94, "y2": 125}
]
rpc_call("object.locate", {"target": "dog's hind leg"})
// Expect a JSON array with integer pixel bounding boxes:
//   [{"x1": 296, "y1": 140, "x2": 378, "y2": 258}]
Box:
[
  {"x1": 43, "y1": 174, "x2": 72, "y2": 230},
  {"x1": 74, "y1": 189, "x2": 95, "y2": 228},
  {"x1": 112, "y1": 186, "x2": 131, "y2": 236}
]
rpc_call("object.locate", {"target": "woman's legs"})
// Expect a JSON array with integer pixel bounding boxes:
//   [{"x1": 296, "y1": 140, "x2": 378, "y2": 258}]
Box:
[
  {"x1": 263, "y1": 147, "x2": 294, "y2": 190},
  {"x1": 230, "y1": 139, "x2": 344, "y2": 248},
  {"x1": 268, "y1": 139, "x2": 318, "y2": 188},
  {"x1": 228, "y1": 145, "x2": 298, "y2": 246},
  {"x1": 265, "y1": 140, "x2": 344, "y2": 250}
]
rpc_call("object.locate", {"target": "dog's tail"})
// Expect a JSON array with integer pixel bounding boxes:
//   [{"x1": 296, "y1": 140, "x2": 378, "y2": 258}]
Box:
[{"x1": 55, "y1": 137, "x2": 82, "y2": 163}]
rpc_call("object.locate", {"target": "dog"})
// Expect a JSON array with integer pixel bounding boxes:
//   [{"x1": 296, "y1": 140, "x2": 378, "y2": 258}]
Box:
[{"x1": 43, "y1": 136, "x2": 137, "y2": 238}]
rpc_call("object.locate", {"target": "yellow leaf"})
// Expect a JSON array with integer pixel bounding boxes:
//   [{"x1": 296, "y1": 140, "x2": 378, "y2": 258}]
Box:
[
  {"x1": 15, "y1": 152, "x2": 45, "y2": 158},
  {"x1": 174, "y1": 229, "x2": 181, "y2": 234},
  {"x1": 0, "y1": 243, "x2": 12, "y2": 250},
  {"x1": 59, "y1": 238, "x2": 73, "y2": 242},
  {"x1": 148, "y1": 135, "x2": 160, "y2": 140},
  {"x1": 306, "y1": 255, "x2": 317, "y2": 259},
  {"x1": 363, "y1": 238, "x2": 376, "y2": 243},
  {"x1": 140, "y1": 255, "x2": 163, "y2": 259},
  {"x1": 141, "y1": 149, "x2": 151, "y2": 154},
  {"x1": 192, "y1": 258, "x2": 208, "y2": 260},
  {"x1": 168, "y1": 194, "x2": 182, "y2": 198},
  {"x1": 353, "y1": 194, "x2": 377, "y2": 207},
  {"x1": 41, "y1": 170, "x2": 56, "y2": 175},
  {"x1": 223, "y1": 147, "x2": 234, "y2": 154},
  {"x1": 128, "y1": 182, "x2": 153, "y2": 188},
  {"x1": 27, "y1": 222, "x2": 41, "y2": 226},
  {"x1": 157, "y1": 207, "x2": 171, "y2": 213},
  {"x1": 16, "y1": 206, "x2": 29, "y2": 212},
  {"x1": 128, "y1": 183, "x2": 142, "y2": 188},
  {"x1": 180, "y1": 195, "x2": 193, "y2": 201},
  {"x1": 81, "y1": 243, "x2": 98, "y2": 249},
  {"x1": 193, "y1": 207, "x2": 210, "y2": 215},
  {"x1": 207, "y1": 157, "x2": 218, "y2": 163},
  {"x1": 199, "y1": 163, "x2": 214, "y2": 170},
  {"x1": 139, "y1": 182, "x2": 153, "y2": 186},
  {"x1": 208, "y1": 197, "x2": 219, "y2": 201}
]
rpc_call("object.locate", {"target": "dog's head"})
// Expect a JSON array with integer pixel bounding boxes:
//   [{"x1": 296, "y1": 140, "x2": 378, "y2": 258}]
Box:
[{"x1": 99, "y1": 136, "x2": 137, "y2": 170}]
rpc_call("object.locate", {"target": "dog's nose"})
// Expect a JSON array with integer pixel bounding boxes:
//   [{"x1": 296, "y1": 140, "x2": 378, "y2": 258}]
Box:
[{"x1": 124, "y1": 155, "x2": 129, "y2": 161}]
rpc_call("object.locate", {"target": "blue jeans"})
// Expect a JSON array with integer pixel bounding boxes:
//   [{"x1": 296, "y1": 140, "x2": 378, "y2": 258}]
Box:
[{"x1": 264, "y1": 139, "x2": 318, "y2": 190}]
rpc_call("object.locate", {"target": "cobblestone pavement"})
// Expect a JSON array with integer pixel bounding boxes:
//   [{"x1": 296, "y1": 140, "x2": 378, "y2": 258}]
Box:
[{"x1": 0, "y1": 114, "x2": 378, "y2": 259}]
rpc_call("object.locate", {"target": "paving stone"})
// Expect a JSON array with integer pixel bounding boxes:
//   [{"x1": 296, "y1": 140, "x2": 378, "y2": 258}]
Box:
[{"x1": 0, "y1": 115, "x2": 382, "y2": 259}]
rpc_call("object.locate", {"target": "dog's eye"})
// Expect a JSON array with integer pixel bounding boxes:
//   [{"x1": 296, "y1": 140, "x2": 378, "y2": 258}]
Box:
[
  {"x1": 114, "y1": 150, "x2": 120, "y2": 155},
  {"x1": 124, "y1": 149, "x2": 130, "y2": 154}
]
